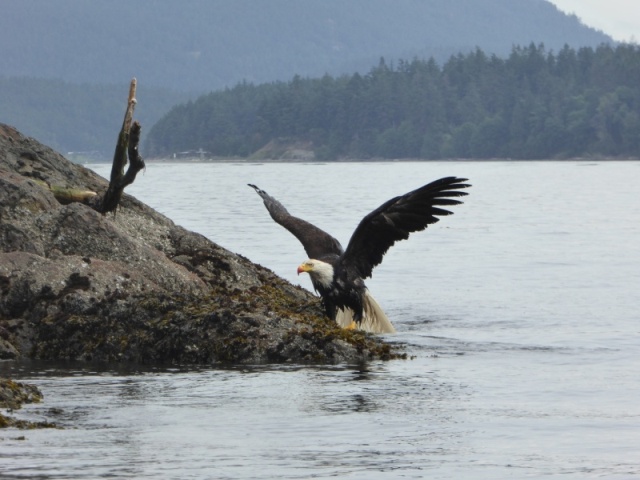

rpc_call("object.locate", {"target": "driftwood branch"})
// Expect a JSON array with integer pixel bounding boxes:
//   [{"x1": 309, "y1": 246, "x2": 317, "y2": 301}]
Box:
[
  {"x1": 99, "y1": 78, "x2": 146, "y2": 214},
  {"x1": 50, "y1": 185, "x2": 98, "y2": 204},
  {"x1": 33, "y1": 180, "x2": 97, "y2": 204}
]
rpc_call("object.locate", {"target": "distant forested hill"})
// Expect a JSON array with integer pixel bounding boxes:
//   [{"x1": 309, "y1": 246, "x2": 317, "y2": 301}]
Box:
[
  {"x1": 146, "y1": 44, "x2": 640, "y2": 160},
  {"x1": 0, "y1": 0, "x2": 614, "y2": 156}
]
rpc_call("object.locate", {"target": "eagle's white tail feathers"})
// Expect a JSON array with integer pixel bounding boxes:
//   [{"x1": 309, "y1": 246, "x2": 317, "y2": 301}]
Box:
[{"x1": 335, "y1": 291, "x2": 396, "y2": 334}]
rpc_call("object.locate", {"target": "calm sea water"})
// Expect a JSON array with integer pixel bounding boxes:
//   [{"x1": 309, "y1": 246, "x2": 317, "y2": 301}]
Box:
[{"x1": 1, "y1": 161, "x2": 639, "y2": 479}]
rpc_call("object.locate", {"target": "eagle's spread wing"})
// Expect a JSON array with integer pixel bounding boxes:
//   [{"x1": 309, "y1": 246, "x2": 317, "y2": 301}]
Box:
[
  {"x1": 249, "y1": 184, "x2": 344, "y2": 259},
  {"x1": 341, "y1": 177, "x2": 470, "y2": 279}
]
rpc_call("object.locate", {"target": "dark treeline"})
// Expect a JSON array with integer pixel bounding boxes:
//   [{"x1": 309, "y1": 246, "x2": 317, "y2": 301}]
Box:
[{"x1": 146, "y1": 43, "x2": 640, "y2": 160}]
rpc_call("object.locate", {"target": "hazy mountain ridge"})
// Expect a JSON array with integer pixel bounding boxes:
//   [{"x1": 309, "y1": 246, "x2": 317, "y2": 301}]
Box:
[
  {"x1": 1, "y1": 0, "x2": 611, "y2": 93},
  {"x1": 0, "y1": 77, "x2": 189, "y2": 157},
  {"x1": 0, "y1": 0, "x2": 614, "y2": 156}
]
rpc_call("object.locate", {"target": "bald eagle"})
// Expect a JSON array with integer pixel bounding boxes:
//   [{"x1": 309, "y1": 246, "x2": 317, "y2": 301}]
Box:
[{"x1": 249, "y1": 176, "x2": 470, "y2": 334}]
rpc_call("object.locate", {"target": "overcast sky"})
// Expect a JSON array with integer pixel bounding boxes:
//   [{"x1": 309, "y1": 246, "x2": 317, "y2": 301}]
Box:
[{"x1": 548, "y1": 0, "x2": 639, "y2": 42}]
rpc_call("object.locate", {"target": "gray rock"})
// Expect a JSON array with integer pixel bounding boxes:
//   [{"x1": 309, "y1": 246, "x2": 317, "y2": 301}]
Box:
[{"x1": 0, "y1": 124, "x2": 402, "y2": 364}]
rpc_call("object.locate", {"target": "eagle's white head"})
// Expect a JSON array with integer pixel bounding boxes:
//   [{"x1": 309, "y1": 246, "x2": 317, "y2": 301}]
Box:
[{"x1": 297, "y1": 259, "x2": 334, "y2": 288}]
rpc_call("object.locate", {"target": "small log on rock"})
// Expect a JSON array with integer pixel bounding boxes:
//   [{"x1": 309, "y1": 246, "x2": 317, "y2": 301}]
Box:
[
  {"x1": 49, "y1": 185, "x2": 98, "y2": 204},
  {"x1": 31, "y1": 179, "x2": 98, "y2": 204}
]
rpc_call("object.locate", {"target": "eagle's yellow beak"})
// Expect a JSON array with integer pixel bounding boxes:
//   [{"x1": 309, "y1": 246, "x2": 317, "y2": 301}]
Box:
[{"x1": 297, "y1": 263, "x2": 312, "y2": 275}]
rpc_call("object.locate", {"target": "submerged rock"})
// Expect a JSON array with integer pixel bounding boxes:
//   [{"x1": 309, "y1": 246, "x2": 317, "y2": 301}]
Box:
[{"x1": 0, "y1": 124, "x2": 402, "y2": 364}]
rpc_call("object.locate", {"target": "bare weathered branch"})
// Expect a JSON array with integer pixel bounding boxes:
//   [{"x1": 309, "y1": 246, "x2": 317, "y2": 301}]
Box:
[{"x1": 100, "y1": 78, "x2": 145, "y2": 214}]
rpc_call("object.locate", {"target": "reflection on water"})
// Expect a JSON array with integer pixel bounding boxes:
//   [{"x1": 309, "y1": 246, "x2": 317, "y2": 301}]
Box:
[
  {"x1": 2, "y1": 161, "x2": 639, "y2": 479},
  {"x1": 1, "y1": 360, "x2": 471, "y2": 479}
]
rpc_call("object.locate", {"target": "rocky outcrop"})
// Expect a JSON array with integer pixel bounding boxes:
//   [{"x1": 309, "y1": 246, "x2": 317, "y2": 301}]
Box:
[
  {"x1": 249, "y1": 138, "x2": 316, "y2": 160},
  {"x1": 0, "y1": 378, "x2": 56, "y2": 428},
  {"x1": 0, "y1": 124, "x2": 401, "y2": 364}
]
